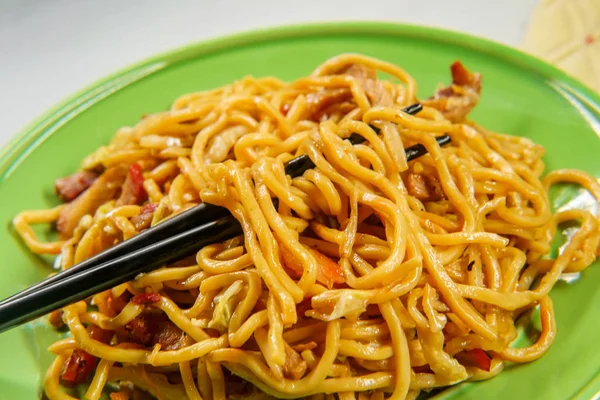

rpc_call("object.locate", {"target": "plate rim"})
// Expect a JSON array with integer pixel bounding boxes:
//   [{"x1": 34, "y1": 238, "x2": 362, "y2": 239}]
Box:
[{"x1": 0, "y1": 21, "x2": 598, "y2": 399}]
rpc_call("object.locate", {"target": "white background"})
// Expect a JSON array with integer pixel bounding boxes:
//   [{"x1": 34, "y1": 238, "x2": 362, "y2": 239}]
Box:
[{"x1": 0, "y1": 0, "x2": 538, "y2": 147}]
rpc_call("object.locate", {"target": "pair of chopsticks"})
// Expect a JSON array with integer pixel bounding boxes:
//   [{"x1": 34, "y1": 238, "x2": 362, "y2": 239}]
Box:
[{"x1": 0, "y1": 103, "x2": 451, "y2": 333}]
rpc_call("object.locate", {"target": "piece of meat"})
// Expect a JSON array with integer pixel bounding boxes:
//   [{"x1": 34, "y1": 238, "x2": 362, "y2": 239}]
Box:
[
  {"x1": 343, "y1": 64, "x2": 377, "y2": 81},
  {"x1": 291, "y1": 341, "x2": 318, "y2": 353},
  {"x1": 60, "y1": 325, "x2": 113, "y2": 385},
  {"x1": 282, "y1": 342, "x2": 307, "y2": 380},
  {"x1": 48, "y1": 309, "x2": 65, "y2": 330},
  {"x1": 342, "y1": 64, "x2": 394, "y2": 107},
  {"x1": 450, "y1": 61, "x2": 480, "y2": 88},
  {"x1": 131, "y1": 292, "x2": 161, "y2": 305},
  {"x1": 153, "y1": 320, "x2": 189, "y2": 351},
  {"x1": 61, "y1": 349, "x2": 97, "y2": 385},
  {"x1": 54, "y1": 171, "x2": 98, "y2": 202},
  {"x1": 406, "y1": 173, "x2": 445, "y2": 202},
  {"x1": 124, "y1": 314, "x2": 158, "y2": 347},
  {"x1": 305, "y1": 89, "x2": 352, "y2": 120},
  {"x1": 124, "y1": 312, "x2": 189, "y2": 351},
  {"x1": 110, "y1": 392, "x2": 129, "y2": 400},
  {"x1": 412, "y1": 365, "x2": 433, "y2": 374},
  {"x1": 88, "y1": 325, "x2": 114, "y2": 344},
  {"x1": 117, "y1": 163, "x2": 147, "y2": 206},
  {"x1": 130, "y1": 203, "x2": 158, "y2": 231},
  {"x1": 422, "y1": 61, "x2": 482, "y2": 122},
  {"x1": 57, "y1": 165, "x2": 128, "y2": 238}
]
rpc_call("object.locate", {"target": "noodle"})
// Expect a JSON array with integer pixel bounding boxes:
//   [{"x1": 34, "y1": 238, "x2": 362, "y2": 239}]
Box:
[{"x1": 13, "y1": 54, "x2": 599, "y2": 400}]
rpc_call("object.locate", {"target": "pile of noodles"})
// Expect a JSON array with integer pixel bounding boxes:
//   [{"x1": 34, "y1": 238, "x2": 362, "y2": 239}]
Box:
[{"x1": 14, "y1": 54, "x2": 600, "y2": 400}]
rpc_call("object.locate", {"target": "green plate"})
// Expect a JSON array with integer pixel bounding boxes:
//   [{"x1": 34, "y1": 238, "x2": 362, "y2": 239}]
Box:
[{"x1": 0, "y1": 22, "x2": 599, "y2": 400}]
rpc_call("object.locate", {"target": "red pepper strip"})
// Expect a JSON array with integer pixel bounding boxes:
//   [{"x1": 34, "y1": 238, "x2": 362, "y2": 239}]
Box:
[
  {"x1": 61, "y1": 349, "x2": 97, "y2": 384},
  {"x1": 117, "y1": 163, "x2": 147, "y2": 206},
  {"x1": 280, "y1": 246, "x2": 344, "y2": 288},
  {"x1": 455, "y1": 348, "x2": 492, "y2": 372}
]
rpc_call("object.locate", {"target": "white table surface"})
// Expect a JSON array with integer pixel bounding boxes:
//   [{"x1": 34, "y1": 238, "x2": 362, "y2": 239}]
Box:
[{"x1": 0, "y1": 0, "x2": 538, "y2": 147}]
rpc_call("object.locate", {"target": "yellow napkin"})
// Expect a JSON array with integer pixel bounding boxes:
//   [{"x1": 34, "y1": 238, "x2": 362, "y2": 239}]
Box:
[{"x1": 522, "y1": 0, "x2": 600, "y2": 92}]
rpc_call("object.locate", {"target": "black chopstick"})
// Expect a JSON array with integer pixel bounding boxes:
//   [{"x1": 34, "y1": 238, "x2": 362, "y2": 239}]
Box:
[
  {"x1": 0, "y1": 104, "x2": 455, "y2": 333},
  {"x1": 0, "y1": 215, "x2": 242, "y2": 332},
  {"x1": 2, "y1": 103, "x2": 424, "y2": 303},
  {"x1": 283, "y1": 102, "x2": 423, "y2": 176}
]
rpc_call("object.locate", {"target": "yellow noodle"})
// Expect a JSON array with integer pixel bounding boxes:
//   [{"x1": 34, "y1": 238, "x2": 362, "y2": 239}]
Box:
[{"x1": 13, "y1": 54, "x2": 599, "y2": 400}]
